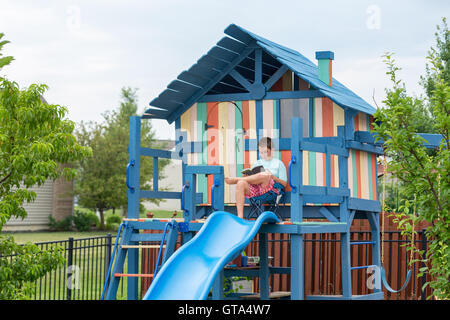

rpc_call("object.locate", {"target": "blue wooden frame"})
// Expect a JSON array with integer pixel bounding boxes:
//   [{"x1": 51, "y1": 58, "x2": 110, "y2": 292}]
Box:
[
  {"x1": 129, "y1": 37, "x2": 387, "y2": 299},
  {"x1": 126, "y1": 109, "x2": 386, "y2": 300},
  {"x1": 118, "y1": 22, "x2": 415, "y2": 300}
]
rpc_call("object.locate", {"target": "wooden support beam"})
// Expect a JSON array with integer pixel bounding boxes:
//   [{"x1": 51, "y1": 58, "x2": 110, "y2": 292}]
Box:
[
  {"x1": 319, "y1": 207, "x2": 339, "y2": 222},
  {"x1": 264, "y1": 65, "x2": 289, "y2": 90},
  {"x1": 229, "y1": 69, "x2": 253, "y2": 91},
  {"x1": 114, "y1": 273, "x2": 154, "y2": 278},
  {"x1": 121, "y1": 245, "x2": 165, "y2": 249}
]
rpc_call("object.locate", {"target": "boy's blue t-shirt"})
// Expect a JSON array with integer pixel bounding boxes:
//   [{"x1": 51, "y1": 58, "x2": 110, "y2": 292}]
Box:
[{"x1": 252, "y1": 157, "x2": 287, "y2": 182}]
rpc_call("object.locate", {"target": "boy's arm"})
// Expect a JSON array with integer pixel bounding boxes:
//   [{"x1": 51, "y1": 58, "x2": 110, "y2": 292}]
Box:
[
  {"x1": 274, "y1": 160, "x2": 288, "y2": 187},
  {"x1": 272, "y1": 174, "x2": 287, "y2": 188}
]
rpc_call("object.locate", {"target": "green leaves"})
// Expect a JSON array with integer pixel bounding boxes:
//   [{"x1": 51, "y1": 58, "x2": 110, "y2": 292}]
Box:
[
  {"x1": 0, "y1": 32, "x2": 90, "y2": 300},
  {"x1": 0, "y1": 33, "x2": 13, "y2": 70},
  {"x1": 0, "y1": 77, "x2": 91, "y2": 228},
  {"x1": 0, "y1": 235, "x2": 65, "y2": 299},
  {"x1": 374, "y1": 41, "x2": 450, "y2": 299}
]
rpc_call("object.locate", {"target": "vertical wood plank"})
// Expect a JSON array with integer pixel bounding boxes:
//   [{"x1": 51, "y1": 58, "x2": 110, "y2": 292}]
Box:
[
  {"x1": 235, "y1": 101, "x2": 244, "y2": 176},
  {"x1": 180, "y1": 106, "x2": 192, "y2": 164},
  {"x1": 190, "y1": 103, "x2": 197, "y2": 165},
  {"x1": 273, "y1": 99, "x2": 281, "y2": 160},
  {"x1": 248, "y1": 100, "x2": 257, "y2": 165},
  {"x1": 197, "y1": 102, "x2": 208, "y2": 203},
  {"x1": 242, "y1": 100, "x2": 250, "y2": 169},
  {"x1": 207, "y1": 102, "x2": 219, "y2": 203},
  {"x1": 218, "y1": 102, "x2": 229, "y2": 203},
  {"x1": 227, "y1": 102, "x2": 236, "y2": 203}
]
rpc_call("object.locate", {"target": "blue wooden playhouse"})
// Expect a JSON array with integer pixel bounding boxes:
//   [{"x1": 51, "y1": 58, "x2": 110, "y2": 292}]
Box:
[{"x1": 103, "y1": 24, "x2": 399, "y2": 300}]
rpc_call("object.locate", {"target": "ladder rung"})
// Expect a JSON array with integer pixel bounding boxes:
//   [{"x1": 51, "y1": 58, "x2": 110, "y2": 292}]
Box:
[
  {"x1": 130, "y1": 233, "x2": 168, "y2": 242},
  {"x1": 351, "y1": 264, "x2": 378, "y2": 270},
  {"x1": 122, "y1": 218, "x2": 185, "y2": 222},
  {"x1": 350, "y1": 241, "x2": 376, "y2": 245},
  {"x1": 121, "y1": 245, "x2": 165, "y2": 249},
  {"x1": 114, "y1": 273, "x2": 154, "y2": 278}
]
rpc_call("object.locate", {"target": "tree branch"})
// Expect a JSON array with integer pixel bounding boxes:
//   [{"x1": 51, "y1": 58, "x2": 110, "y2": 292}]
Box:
[{"x1": 0, "y1": 171, "x2": 12, "y2": 184}]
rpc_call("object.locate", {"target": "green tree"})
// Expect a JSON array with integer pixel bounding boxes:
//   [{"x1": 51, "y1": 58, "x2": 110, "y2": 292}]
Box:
[
  {"x1": 74, "y1": 87, "x2": 169, "y2": 228},
  {"x1": 0, "y1": 34, "x2": 91, "y2": 299},
  {"x1": 414, "y1": 17, "x2": 450, "y2": 134},
  {"x1": 421, "y1": 18, "x2": 450, "y2": 102},
  {"x1": 373, "y1": 49, "x2": 449, "y2": 299}
]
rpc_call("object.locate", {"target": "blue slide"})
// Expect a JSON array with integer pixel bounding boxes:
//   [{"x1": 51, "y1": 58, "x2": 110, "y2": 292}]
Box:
[{"x1": 142, "y1": 211, "x2": 279, "y2": 300}]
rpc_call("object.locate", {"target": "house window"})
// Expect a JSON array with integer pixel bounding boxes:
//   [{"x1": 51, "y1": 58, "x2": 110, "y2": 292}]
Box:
[{"x1": 279, "y1": 98, "x2": 310, "y2": 138}]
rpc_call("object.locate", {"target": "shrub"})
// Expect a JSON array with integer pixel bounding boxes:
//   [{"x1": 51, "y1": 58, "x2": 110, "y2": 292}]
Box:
[
  {"x1": 48, "y1": 215, "x2": 73, "y2": 231},
  {"x1": 73, "y1": 210, "x2": 99, "y2": 232},
  {"x1": 106, "y1": 214, "x2": 122, "y2": 225},
  {"x1": 106, "y1": 214, "x2": 122, "y2": 232}
]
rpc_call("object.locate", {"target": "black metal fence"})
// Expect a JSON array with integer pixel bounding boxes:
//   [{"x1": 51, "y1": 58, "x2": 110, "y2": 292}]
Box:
[
  {"x1": 2, "y1": 230, "x2": 431, "y2": 300},
  {"x1": 239, "y1": 229, "x2": 431, "y2": 300},
  {"x1": 30, "y1": 235, "x2": 118, "y2": 300}
]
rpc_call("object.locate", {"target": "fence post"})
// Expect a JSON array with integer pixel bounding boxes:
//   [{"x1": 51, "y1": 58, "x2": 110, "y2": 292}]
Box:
[
  {"x1": 66, "y1": 237, "x2": 74, "y2": 300},
  {"x1": 420, "y1": 229, "x2": 427, "y2": 300},
  {"x1": 105, "y1": 233, "x2": 112, "y2": 293},
  {"x1": 106, "y1": 233, "x2": 112, "y2": 269}
]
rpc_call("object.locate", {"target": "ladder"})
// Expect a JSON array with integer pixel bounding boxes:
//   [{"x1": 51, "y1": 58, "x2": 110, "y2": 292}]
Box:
[
  {"x1": 101, "y1": 219, "x2": 178, "y2": 300},
  {"x1": 345, "y1": 212, "x2": 411, "y2": 298},
  {"x1": 348, "y1": 239, "x2": 412, "y2": 297}
]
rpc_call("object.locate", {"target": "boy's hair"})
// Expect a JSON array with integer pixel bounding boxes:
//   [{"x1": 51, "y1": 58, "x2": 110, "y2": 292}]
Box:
[{"x1": 258, "y1": 137, "x2": 272, "y2": 150}]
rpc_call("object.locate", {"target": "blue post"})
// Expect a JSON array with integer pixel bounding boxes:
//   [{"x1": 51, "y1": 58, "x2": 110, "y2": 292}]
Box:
[
  {"x1": 290, "y1": 118, "x2": 304, "y2": 300},
  {"x1": 338, "y1": 125, "x2": 352, "y2": 298},
  {"x1": 213, "y1": 173, "x2": 225, "y2": 211},
  {"x1": 184, "y1": 171, "x2": 197, "y2": 222},
  {"x1": 290, "y1": 118, "x2": 303, "y2": 222},
  {"x1": 153, "y1": 157, "x2": 159, "y2": 191},
  {"x1": 259, "y1": 233, "x2": 270, "y2": 300},
  {"x1": 344, "y1": 109, "x2": 357, "y2": 140},
  {"x1": 367, "y1": 211, "x2": 382, "y2": 294},
  {"x1": 325, "y1": 145, "x2": 331, "y2": 188},
  {"x1": 127, "y1": 116, "x2": 141, "y2": 299},
  {"x1": 341, "y1": 228, "x2": 352, "y2": 298},
  {"x1": 176, "y1": 130, "x2": 188, "y2": 188},
  {"x1": 212, "y1": 270, "x2": 224, "y2": 299},
  {"x1": 337, "y1": 126, "x2": 349, "y2": 222}
]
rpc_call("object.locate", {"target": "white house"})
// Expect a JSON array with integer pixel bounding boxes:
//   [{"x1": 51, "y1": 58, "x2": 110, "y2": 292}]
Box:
[{"x1": 3, "y1": 175, "x2": 74, "y2": 232}]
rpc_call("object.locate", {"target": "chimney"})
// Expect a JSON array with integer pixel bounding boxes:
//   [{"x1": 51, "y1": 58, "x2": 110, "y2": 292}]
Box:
[{"x1": 315, "y1": 51, "x2": 334, "y2": 86}]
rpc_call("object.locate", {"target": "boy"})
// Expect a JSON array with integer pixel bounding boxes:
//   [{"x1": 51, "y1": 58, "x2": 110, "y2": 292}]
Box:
[{"x1": 225, "y1": 137, "x2": 287, "y2": 219}]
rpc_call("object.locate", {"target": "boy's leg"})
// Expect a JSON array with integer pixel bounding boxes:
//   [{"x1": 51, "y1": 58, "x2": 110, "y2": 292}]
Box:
[
  {"x1": 236, "y1": 180, "x2": 250, "y2": 219},
  {"x1": 242, "y1": 172, "x2": 271, "y2": 187},
  {"x1": 225, "y1": 172, "x2": 271, "y2": 187}
]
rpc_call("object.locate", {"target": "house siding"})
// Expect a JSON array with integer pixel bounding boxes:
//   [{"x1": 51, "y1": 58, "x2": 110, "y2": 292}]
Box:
[{"x1": 4, "y1": 179, "x2": 54, "y2": 231}]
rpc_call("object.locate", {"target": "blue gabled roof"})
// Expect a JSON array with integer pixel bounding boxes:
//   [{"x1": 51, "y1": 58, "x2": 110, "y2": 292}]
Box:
[
  {"x1": 145, "y1": 24, "x2": 376, "y2": 122},
  {"x1": 226, "y1": 24, "x2": 376, "y2": 115}
]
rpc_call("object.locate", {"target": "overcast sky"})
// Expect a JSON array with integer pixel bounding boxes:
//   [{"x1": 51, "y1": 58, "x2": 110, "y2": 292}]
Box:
[{"x1": 0, "y1": 0, "x2": 448, "y2": 140}]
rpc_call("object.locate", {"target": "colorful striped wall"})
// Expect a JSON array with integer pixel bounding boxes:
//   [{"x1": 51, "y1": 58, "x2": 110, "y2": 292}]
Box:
[
  {"x1": 349, "y1": 112, "x2": 378, "y2": 200},
  {"x1": 179, "y1": 98, "x2": 377, "y2": 204}
]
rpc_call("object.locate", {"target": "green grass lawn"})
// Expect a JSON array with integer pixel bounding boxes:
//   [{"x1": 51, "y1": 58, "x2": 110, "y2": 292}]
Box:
[
  {"x1": 6, "y1": 231, "x2": 113, "y2": 244},
  {"x1": 3, "y1": 208, "x2": 176, "y2": 244}
]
